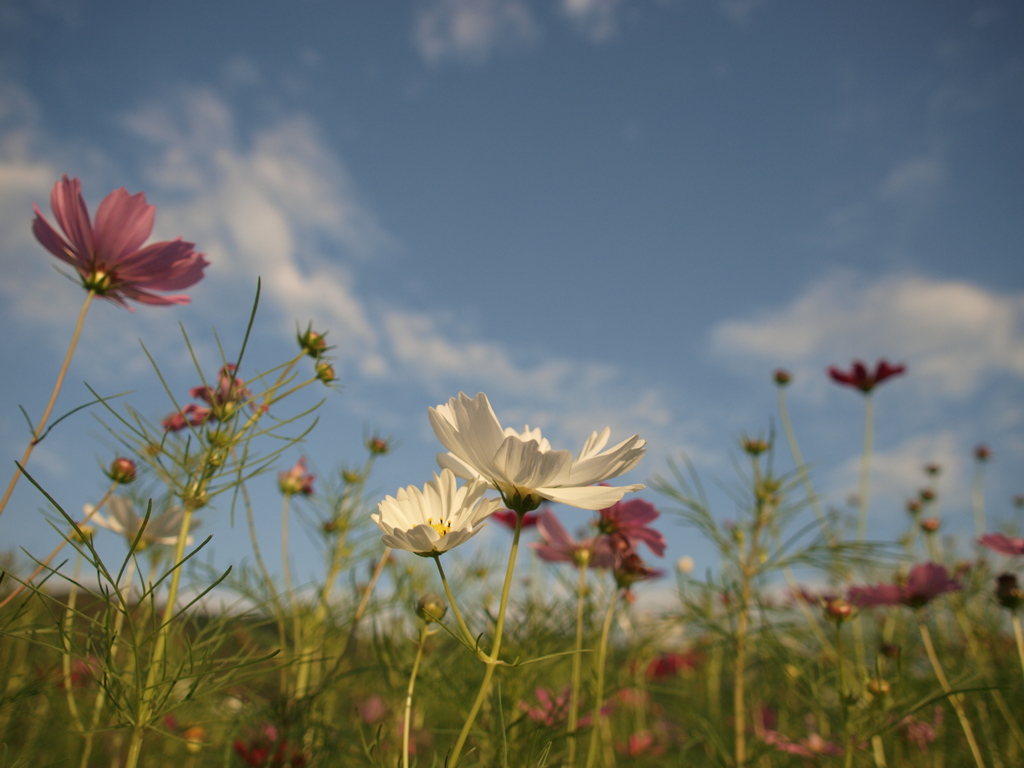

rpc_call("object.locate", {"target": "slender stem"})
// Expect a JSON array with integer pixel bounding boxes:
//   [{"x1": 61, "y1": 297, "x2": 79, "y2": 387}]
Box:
[
  {"x1": 972, "y1": 460, "x2": 987, "y2": 538},
  {"x1": 280, "y1": 494, "x2": 303, "y2": 697},
  {"x1": 566, "y1": 560, "x2": 591, "y2": 768},
  {"x1": 61, "y1": 552, "x2": 85, "y2": 732},
  {"x1": 1013, "y1": 615, "x2": 1024, "y2": 682},
  {"x1": 856, "y1": 394, "x2": 874, "y2": 542},
  {"x1": 584, "y1": 587, "x2": 619, "y2": 768},
  {"x1": 404, "y1": 624, "x2": 430, "y2": 768},
  {"x1": 447, "y1": 511, "x2": 525, "y2": 766},
  {"x1": 835, "y1": 623, "x2": 853, "y2": 768},
  {"x1": 435, "y1": 556, "x2": 476, "y2": 648},
  {"x1": 919, "y1": 620, "x2": 986, "y2": 768},
  {"x1": 0, "y1": 291, "x2": 95, "y2": 521}
]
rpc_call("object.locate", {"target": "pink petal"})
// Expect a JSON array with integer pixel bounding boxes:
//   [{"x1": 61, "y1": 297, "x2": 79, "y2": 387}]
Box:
[
  {"x1": 49, "y1": 175, "x2": 96, "y2": 261},
  {"x1": 93, "y1": 187, "x2": 155, "y2": 261}
]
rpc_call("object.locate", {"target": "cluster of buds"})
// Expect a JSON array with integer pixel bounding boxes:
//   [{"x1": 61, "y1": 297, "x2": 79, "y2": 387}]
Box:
[
  {"x1": 161, "y1": 364, "x2": 253, "y2": 433},
  {"x1": 278, "y1": 457, "x2": 315, "y2": 497},
  {"x1": 298, "y1": 323, "x2": 338, "y2": 386}
]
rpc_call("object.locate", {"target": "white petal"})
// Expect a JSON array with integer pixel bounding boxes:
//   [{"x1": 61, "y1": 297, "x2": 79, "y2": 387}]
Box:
[{"x1": 538, "y1": 483, "x2": 646, "y2": 510}]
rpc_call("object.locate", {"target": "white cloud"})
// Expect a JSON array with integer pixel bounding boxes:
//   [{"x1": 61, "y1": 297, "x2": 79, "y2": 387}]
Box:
[
  {"x1": 877, "y1": 155, "x2": 946, "y2": 209},
  {"x1": 561, "y1": 0, "x2": 625, "y2": 42},
  {"x1": 712, "y1": 272, "x2": 1024, "y2": 397},
  {"x1": 414, "y1": 0, "x2": 541, "y2": 64}
]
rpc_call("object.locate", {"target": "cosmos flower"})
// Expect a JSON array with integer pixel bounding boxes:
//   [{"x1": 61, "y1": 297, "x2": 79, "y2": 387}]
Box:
[
  {"x1": 372, "y1": 469, "x2": 501, "y2": 556},
  {"x1": 160, "y1": 402, "x2": 212, "y2": 433},
  {"x1": 491, "y1": 509, "x2": 541, "y2": 530},
  {"x1": 530, "y1": 510, "x2": 615, "y2": 568},
  {"x1": 32, "y1": 175, "x2": 207, "y2": 309},
  {"x1": 232, "y1": 724, "x2": 305, "y2": 768},
  {"x1": 519, "y1": 686, "x2": 609, "y2": 728},
  {"x1": 827, "y1": 358, "x2": 906, "y2": 393},
  {"x1": 763, "y1": 730, "x2": 844, "y2": 758},
  {"x1": 596, "y1": 497, "x2": 666, "y2": 557},
  {"x1": 848, "y1": 563, "x2": 960, "y2": 610},
  {"x1": 979, "y1": 533, "x2": 1024, "y2": 556},
  {"x1": 89, "y1": 496, "x2": 198, "y2": 548},
  {"x1": 428, "y1": 392, "x2": 646, "y2": 512}
]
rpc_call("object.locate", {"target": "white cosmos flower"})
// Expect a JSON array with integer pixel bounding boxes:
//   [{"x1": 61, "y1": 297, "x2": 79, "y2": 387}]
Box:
[
  {"x1": 428, "y1": 392, "x2": 646, "y2": 511},
  {"x1": 88, "y1": 496, "x2": 198, "y2": 548},
  {"x1": 372, "y1": 469, "x2": 501, "y2": 556}
]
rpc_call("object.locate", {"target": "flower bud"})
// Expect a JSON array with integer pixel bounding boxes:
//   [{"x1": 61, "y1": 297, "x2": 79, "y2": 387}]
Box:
[
  {"x1": 416, "y1": 593, "x2": 447, "y2": 623},
  {"x1": 315, "y1": 361, "x2": 337, "y2": 384},
  {"x1": 72, "y1": 523, "x2": 95, "y2": 544},
  {"x1": 366, "y1": 435, "x2": 391, "y2": 455},
  {"x1": 773, "y1": 369, "x2": 792, "y2": 386},
  {"x1": 919, "y1": 487, "x2": 936, "y2": 503},
  {"x1": 866, "y1": 678, "x2": 891, "y2": 696},
  {"x1": 924, "y1": 462, "x2": 941, "y2": 477},
  {"x1": 107, "y1": 457, "x2": 137, "y2": 484},
  {"x1": 824, "y1": 598, "x2": 852, "y2": 623},
  {"x1": 975, "y1": 444, "x2": 991, "y2": 462},
  {"x1": 297, "y1": 323, "x2": 331, "y2": 359},
  {"x1": 920, "y1": 517, "x2": 940, "y2": 534},
  {"x1": 741, "y1": 434, "x2": 770, "y2": 456},
  {"x1": 905, "y1": 499, "x2": 922, "y2": 516}
]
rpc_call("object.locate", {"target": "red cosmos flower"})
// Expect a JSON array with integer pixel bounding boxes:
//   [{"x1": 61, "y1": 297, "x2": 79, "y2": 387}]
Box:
[
  {"x1": 827, "y1": 358, "x2": 906, "y2": 393},
  {"x1": 979, "y1": 533, "x2": 1024, "y2": 556},
  {"x1": 278, "y1": 457, "x2": 315, "y2": 496},
  {"x1": 848, "y1": 563, "x2": 960, "y2": 610},
  {"x1": 32, "y1": 175, "x2": 207, "y2": 309},
  {"x1": 160, "y1": 402, "x2": 212, "y2": 433},
  {"x1": 530, "y1": 510, "x2": 615, "y2": 568},
  {"x1": 232, "y1": 724, "x2": 305, "y2": 768},
  {"x1": 596, "y1": 497, "x2": 666, "y2": 557},
  {"x1": 492, "y1": 509, "x2": 541, "y2": 530},
  {"x1": 645, "y1": 650, "x2": 701, "y2": 680}
]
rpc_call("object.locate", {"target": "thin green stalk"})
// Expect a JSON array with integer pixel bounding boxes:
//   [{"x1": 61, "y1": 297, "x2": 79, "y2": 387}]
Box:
[
  {"x1": 280, "y1": 493, "x2": 303, "y2": 697},
  {"x1": 584, "y1": 587, "x2": 619, "y2": 768},
  {"x1": 566, "y1": 558, "x2": 591, "y2": 767},
  {"x1": 447, "y1": 509, "x2": 527, "y2": 767},
  {"x1": 125, "y1": 505, "x2": 196, "y2": 768},
  {"x1": 919, "y1": 620, "x2": 986, "y2": 768},
  {"x1": 835, "y1": 623, "x2": 853, "y2": 768},
  {"x1": 404, "y1": 623, "x2": 431, "y2": 768},
  {"x1": 972, "y1": 460, "x2": 987, "y2": 538},
  {"x1": 435, "y1": 556, "x2": 477, "y2": 649},
  {"x1": 61, "y1": 551, "x2": 85, "y2": 732},
  {"x1": 0, "y1": 290, "x2": 95, "y2": 521},
  {"x1": 856, "y1": 395, "x2": 874, "y2": 542},
  {"x1": 1013, "y1": 615, "x2": 1024, "y2": 682}
]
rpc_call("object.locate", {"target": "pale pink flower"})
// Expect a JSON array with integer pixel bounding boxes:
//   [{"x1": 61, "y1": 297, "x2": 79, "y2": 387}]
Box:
[
  {"x1": 979, "y1": 533, "x2": 1024, "y2": 556},
  {"x1": 530, "y1": 510, "x2": 615, "y2": 568},
  {"x1": 848, "y1": 562, "x2": 960, "y2": 609},
  {"x1": 33, "y1": 175, "x2": 207, "y2": 309}
]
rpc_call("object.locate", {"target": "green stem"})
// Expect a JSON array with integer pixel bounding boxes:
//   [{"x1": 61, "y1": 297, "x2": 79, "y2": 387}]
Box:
[
  {"x1": 435, "y1": 556, "x2": 477, "y2": 649},
  {"x1": 0, "y1": 291, "x2": 95, "y2": 521},
  {"x1": 972, "y1": 461, "x2": 987, "y2": 538},
  {"x1": 404, "y1": 624, "x2": 430, "y2": 768},
  {"x1": 856, "y1": 394, "x2": 874, "y2": 542},
  {"x1": 584, "y1": 587, "x2": 619, "y2": 768},
  {"x1": 566, "y1": 560, "x2": 591, "y2": 768},
  {"x1": 281, "y1": 494, "x2": 303, "y2": 698},
  {"x1": 919, "y1": 620, "x2": 986, "y2": 768},
  {"x1": 447, "y1": 510, "x2": 526, "y2": 766},
  {"x1": 1013, "y1": 615, "x2": 1024, "y2": 682}
]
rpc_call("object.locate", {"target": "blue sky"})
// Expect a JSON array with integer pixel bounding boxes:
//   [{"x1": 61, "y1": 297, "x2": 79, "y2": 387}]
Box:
[{"x1": 1, "y1": 0, "x2": 1022, "y2": 593}]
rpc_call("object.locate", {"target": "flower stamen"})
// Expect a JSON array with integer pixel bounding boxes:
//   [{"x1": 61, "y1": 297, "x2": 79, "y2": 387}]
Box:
[{"x1": 427, "y1": 517, "x2": 452, "y2": 537}]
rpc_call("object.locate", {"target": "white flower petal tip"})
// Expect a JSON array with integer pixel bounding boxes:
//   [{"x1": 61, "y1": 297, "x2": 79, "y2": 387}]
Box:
[
  {"x1": 428, "y1": 392, "x2": 646, "y2": 511},
  {"x1": 90, "y1": 496, "x2": 198, "y2": 548},
  {"x1": 372, "y1": 468, "x2": 502, "y2": 556}
]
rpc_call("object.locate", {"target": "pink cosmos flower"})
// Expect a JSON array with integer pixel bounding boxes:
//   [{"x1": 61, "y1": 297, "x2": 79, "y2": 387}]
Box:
[
  {"x1": 520, "y1": 686, "x2": 610, "y2": 728},
  {"x1": 848, "y1": 562, "x2": 960, "y2": 609},
  {"x1": 160, "y1": 402, "x2": 211, "y2": 433},
  {"x1": 763, "y1": 730, "x2": 844, "y2": 758},
  {"x1": 645, "y1": 650, "x2": 701, "y2": 680},
  {"x1": 898, "y1": 707, "x2": 943, "y2": 752},
  {"x1": 492, "y1": 509, "x2": 541, "y2": 530},
  {"x1": 979, "y1": 533, "x2": 1024, "y2": 556},
  {"x1": 530, "y1": 510, "x2": 615, "y2": 568},
  {"x1": 827, "y1": 358, "x2": 906, "y2": 393},
  {"x1": 279, "y1": 457, "x2": 315, "y2": 496},
  {"x1": 33, "y1": 175, "x2": 207, "y2": 309},
  {"x1": 190, "y1": 364, "x2": 252, "y2": 415},
  {"x1": 596, "y1": 497, "x2": 666, "y2": 557}
]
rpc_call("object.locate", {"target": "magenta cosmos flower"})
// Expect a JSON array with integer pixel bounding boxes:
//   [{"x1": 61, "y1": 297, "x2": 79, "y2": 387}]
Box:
[
  {"x1": 827, "y1": 358, "x2": 906, "y2": 393},
  {"x1": 848, "y1": 562, "x2": 960, "y2": 609},
  {"x1": 530, "y1": 510, "x2": 615, "y2": 568},
  {"x1": 596, "y1": 497, "x2": 666, "y2": 557},
  {"x1": 979, "y1": 533, "x2": 1024, "y2": 556},
  {"x1": 33, "y1": 175, "x2": 208, "y2": 309}
]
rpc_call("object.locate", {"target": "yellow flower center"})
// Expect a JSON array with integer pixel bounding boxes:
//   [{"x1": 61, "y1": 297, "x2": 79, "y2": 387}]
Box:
[{"x1": 427, "y1": 517, "x2": 452, "y2": 537}]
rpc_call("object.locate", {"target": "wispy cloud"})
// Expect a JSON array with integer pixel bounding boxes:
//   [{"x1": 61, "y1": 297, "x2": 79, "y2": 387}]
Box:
[
  {"x1": 712, "y1": 272, "x2": 1024, "y2": 398},
  {"x1": 560, "y1": 0, "x2": 625, "y2": 42},
  {"x1": 413, "y1": 0, "x2": 541, "y2": 65}
]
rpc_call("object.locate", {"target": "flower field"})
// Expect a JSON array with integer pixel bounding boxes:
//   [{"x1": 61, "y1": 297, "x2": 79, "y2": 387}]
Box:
[{"x1": 1, "y1": 176, "x2": 1022, "y2": 768}]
